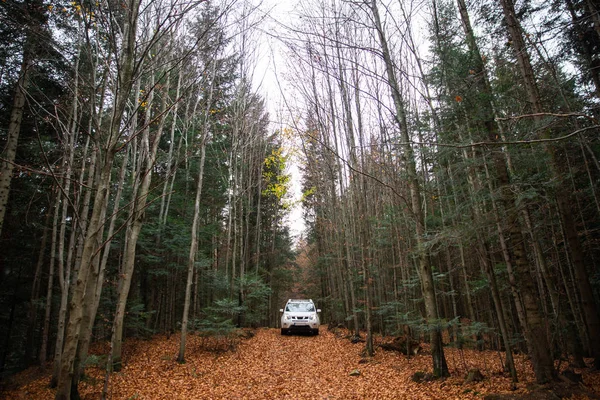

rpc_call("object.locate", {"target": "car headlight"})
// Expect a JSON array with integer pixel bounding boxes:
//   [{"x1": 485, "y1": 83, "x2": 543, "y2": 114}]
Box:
[{"x1": 285, "y1": 315, "x2": 291, "y2": 320}]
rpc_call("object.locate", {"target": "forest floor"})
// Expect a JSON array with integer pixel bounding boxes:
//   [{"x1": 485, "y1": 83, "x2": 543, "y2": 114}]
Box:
[{"x1": 2, "y1": 326, "x2": 600, "y2": 399}]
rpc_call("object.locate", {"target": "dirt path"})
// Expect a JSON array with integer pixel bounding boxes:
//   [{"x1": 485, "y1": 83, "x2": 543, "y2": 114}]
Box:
[
  {"x1": 4, "y1": 327, "x2": 600, "y2": 399},
  {"x1": 111, "y1": 327, "x2": 421, "y2": 399}
]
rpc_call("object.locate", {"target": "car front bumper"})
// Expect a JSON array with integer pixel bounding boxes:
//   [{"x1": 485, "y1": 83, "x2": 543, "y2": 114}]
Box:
[{"x1": 282, "y1": 321, "x2": 319, "y2": 330}]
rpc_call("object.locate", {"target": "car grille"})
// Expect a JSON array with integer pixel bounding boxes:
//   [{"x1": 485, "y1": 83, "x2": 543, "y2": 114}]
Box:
[{"x1": 292, "y1": 316, "x2": 307, "y2": 320}]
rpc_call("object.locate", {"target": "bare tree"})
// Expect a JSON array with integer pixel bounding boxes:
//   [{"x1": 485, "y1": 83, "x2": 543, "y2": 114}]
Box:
[{"x1": 369, "y1": 0, "x2": 449, "y2": 377}]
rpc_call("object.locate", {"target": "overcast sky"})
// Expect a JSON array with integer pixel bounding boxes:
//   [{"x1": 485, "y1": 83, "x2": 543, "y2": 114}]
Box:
[{"x1": 249, "y1": 0, "x2": 307, "y2": 244}]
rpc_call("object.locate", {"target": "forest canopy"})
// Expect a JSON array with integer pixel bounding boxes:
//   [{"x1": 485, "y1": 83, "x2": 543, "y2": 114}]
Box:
[{"x1": 0, "y1": 0, "x2": 599, "y2": 398}]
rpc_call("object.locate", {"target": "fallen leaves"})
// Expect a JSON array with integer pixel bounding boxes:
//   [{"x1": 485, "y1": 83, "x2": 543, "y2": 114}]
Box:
[{"x1": 2, "y1": 327, "x2": 599, "y2": 399}]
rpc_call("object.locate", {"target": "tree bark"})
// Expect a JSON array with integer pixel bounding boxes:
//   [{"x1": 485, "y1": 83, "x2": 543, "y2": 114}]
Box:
[
  {"x1": 111, "y1": 69, "x2": 166, "y2": 370},
  {"x1": 25, "y1": 203, "x2": 52, "y2": 365},
  {"x1": 500, "y1": 0, "x2": 600, "y2": 372},
  {"x1": 178, "y1": 57, "x2": 217, "y2": 363},
  {"x1": 370, "y1": 0, "x2": 448, "y2": 377},
  {"x1": 55, "y1": 1, "x2": 141, "y2": 397},
  {"x1": 0, "y1": 3, "x2": 38, "y2": 236},
  {"x1": 40, "y1": 188, "x2": 61, "y2": 366}
]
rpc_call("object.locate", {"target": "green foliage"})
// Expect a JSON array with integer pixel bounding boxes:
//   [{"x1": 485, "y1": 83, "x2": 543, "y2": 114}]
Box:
[
  {"x1": 125, "y1": 301, "x2": 155, "y2": 339},
  {"x1": 379, "y1": 305, "x2": 426, "y2": 336},
  {"x1": 195, "y1": 317, "x2": 237, "y2": 339},
  {"x1": 84, "y1": 354, "x2": 107, "y2": 369},
  {"x1": 205, "y1": 298, "x2": 245, "y2": 319},
  {"x1": 238, "y1": 273, "x2": 271, "y2": 327},
  {"x1": 193, "y1": 302, "x2": 241, "y2": 351}
]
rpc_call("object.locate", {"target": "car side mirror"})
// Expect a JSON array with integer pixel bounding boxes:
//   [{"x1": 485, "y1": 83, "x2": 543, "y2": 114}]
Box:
[
  {"x1": 279, "y1": 309, "x2": 284, "y2": 313},
  {"x1": 317, "y1": 309, "x2": 321, "y2": 313}
]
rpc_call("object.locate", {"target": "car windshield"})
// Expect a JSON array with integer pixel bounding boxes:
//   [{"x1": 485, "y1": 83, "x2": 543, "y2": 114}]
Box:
[{"x1": 286, "y1": 302, "x2": 315, "y2": 312}]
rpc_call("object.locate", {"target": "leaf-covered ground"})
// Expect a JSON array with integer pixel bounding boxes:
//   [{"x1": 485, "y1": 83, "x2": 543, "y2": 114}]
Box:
[{"x1": 3, "y1": 326, "x2": 599, "y2": 399}]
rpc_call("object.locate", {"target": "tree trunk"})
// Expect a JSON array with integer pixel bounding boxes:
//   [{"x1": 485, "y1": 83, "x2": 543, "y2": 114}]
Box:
[
  {"x1": 55, "y1": 2, "x2": 141, "y2": 397},
  {"x1": 178, "y1": 57, "x2": 217, "y2": 363},
  {"x1": 25, "y1": 204, "x2": 52, "y2": 365},
  {"x1": 500, "y1": 0, "x2": 600, "y2": 372},
  {"x1": 178, "y1": 141, "x2": 207, "y2": 363},
  {"x1": 111, "y1": 69, "x2": 166, "y2": 371},
  {"x1": 51, "y1": 53, "x2": 80, "y2": 385},
  {"x1": 370, "y1": 0, "x2": 448, "y2": 377},
  {"x1": 0, "y1": 16, "x2": 35, "y2": 236},
  {"x1": 40, "y1": 188, "x2": 61, "y2": 366}
]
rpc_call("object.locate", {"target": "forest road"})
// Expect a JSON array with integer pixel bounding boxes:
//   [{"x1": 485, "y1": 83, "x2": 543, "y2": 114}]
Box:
[
  {"x1": 4, "y1": 326, "x2": 559, "y2": 399},
  {"x1": 102, "y1": 326, "x2": 419, "y2": 399}
]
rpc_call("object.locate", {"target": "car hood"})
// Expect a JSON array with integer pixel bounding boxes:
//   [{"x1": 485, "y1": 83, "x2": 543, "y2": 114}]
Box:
[{"x1": 284, "y1": 311, "x2": 315, "y2": 316}]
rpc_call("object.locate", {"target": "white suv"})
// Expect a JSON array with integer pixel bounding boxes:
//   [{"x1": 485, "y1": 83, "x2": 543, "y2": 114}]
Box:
[{"x1": 280, "y1": 299, "x2": 321, "y2": 335}]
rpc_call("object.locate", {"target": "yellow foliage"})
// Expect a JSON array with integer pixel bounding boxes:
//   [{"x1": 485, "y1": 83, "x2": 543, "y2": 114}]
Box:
[
  {"x1": 282, "y1": 127, "x2": 294, "y2": 139},
  {"x1": 262, "y1": 147, "x2": 290, "y2": 201},
  {"x1": 302, "y1": 187, "x2": 316, "y2": 201}
]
